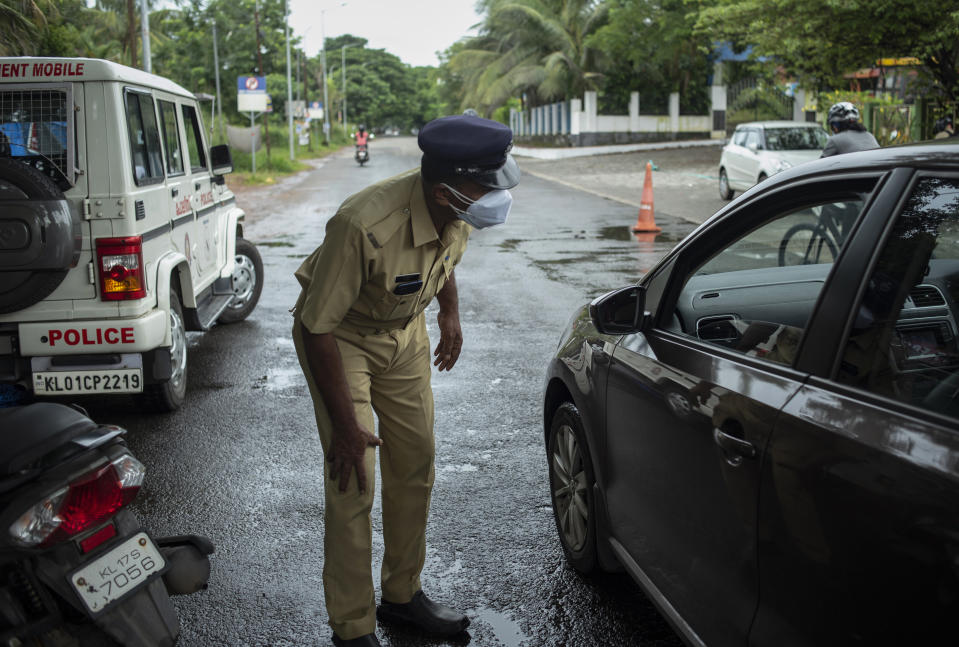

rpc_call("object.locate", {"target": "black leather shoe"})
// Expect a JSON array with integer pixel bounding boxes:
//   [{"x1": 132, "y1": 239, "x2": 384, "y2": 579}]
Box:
[
  {"x1": 331, "y1": 632, "x2": 381, "y2": 647},
  {"x1": 377, "y1": 590, "x2": 470, "y2": 637}
]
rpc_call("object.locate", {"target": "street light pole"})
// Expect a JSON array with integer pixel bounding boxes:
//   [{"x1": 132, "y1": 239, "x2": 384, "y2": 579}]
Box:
[
  {"x1": 342, "y1": 45, "x2": 347, "y2": 135},
  {"x1": 285, "y1": 0, "x2": 294, "y2": 160},
  {"x1": 140, "y1": 0, "x2": 151, "y2": 72},
  {"x1": 320, "y1": 9, "x2": 331, "y2": 146}
]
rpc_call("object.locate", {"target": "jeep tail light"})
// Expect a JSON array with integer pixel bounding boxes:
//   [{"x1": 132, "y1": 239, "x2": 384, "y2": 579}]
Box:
[
  {"x1": 96, "y1": 237, "x2": 146, "y2": 300},
  {"x1": 8, "y1": 454, "x2": 145, "y2": 548}
]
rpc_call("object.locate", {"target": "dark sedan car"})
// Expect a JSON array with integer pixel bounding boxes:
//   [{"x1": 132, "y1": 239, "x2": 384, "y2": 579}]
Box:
[{"x1": 543, "y1": 140, "x2": 959, "y2": 647}]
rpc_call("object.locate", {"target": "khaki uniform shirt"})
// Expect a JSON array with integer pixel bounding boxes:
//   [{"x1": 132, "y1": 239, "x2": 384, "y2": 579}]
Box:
[{"x1": 294, "y1": 169, "x2": 471, "y2": 334}]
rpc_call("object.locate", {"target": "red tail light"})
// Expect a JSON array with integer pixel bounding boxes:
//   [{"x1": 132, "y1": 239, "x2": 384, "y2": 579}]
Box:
[
  {"x1": 96, "y1": 237, "x2": 146, "y2": 300},
  {"x1": 8, "y1": 454, "x2": 145, "y2": 548}
]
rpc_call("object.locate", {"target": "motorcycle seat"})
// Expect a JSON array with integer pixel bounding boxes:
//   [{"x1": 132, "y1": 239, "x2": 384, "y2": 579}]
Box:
[{"x1": 0, "y1": 402, "x2": 99, "y2": 476}]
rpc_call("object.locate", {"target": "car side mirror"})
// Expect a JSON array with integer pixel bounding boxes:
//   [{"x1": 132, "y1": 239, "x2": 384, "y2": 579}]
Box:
[
  {"x1": 589, "y1": 286, "x2": 649, "y2": 335},
  {"x1": 747, "y1": 142, "x2": 758, "y2": 153},
  {"x1": 210, "y1": 144, "x2": 233, "y2": 176}
]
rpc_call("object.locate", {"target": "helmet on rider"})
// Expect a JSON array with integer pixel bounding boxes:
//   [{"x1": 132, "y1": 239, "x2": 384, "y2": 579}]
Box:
[
  {"x1": 357, "y1": 124, "x2": 366, "y2": 133},
  {"x1": 827, "y1": 102, "x2": 861, "y2": 132}
]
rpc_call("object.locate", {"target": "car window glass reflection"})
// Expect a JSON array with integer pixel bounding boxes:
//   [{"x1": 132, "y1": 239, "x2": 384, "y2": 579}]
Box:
[
  {"x1": 838, "y1": 177, "x2": 959, "y2": 419},
  {"x1": 671, "y1": 197, "x2": 867, "y2": 366}
]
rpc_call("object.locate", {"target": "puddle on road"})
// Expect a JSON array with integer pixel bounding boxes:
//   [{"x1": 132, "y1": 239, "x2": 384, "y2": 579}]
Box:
[
  {"x1": 471, "y1": 607, "x2": 531, "y2": 646},
  {"x1": 252, "y1": 366, "x2": 304, "y2": 392},
  {"x1": 597, "y1": 224, "x2": 684, "y2": 244}
]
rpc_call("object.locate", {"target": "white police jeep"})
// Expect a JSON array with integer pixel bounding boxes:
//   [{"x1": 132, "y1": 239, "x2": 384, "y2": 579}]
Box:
[{"x1": 0, "y1": 58, "x2": 262, "y2": 410}]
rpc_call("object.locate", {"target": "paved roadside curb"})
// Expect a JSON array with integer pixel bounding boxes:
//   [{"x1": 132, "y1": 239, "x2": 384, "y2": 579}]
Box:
[
  {"x1": 513, "y1": 139, "x2": 722, "y2": 160},
  {"x1": 520, "y1": 166, "x2": 707, "y2": 226}
]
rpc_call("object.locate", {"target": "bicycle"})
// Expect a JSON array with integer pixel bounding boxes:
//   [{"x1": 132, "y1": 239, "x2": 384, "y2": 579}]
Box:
[{"x1": 778, "y1": 202, "x2": 858, "y2": 266}]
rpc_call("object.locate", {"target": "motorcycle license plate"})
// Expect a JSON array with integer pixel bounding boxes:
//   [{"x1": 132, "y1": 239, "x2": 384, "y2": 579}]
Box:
[
  {"x1": 33, "y1": 368, "x2": 143, "y2": 395},
  {"x1": 69, "y1": 532, "x2": 166, "y2": 615}
]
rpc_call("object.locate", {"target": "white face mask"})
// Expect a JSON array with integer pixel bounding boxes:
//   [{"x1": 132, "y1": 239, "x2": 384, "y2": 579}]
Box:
[{"x1": 442, "y1": 183, "x2": 512, "y2": 229}]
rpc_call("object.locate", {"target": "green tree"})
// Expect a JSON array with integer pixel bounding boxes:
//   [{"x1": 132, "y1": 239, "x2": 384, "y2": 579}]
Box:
[
  {"x1": 696, "y1": 0, "x2": 959, "y2": 102},
  {"x1": 1, "y1": 0, "x2": 56, "y2": 55},
  {"x1": 448, "y1": 0, "x2": 610, "y2": 114},
  {"x1": 589, "y1": 0, "x2": 712, "y2": 113}
]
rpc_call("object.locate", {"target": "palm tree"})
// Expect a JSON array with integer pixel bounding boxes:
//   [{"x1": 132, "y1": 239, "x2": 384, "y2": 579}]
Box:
[
  {"x1": 0, "y1": 0, "x2": 56, "y2": 55},
  {"x1": 449, "y1": 0, "x2": 609, "y2": 115}
]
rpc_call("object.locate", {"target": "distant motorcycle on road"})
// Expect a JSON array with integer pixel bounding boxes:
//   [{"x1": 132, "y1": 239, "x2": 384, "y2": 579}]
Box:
[
  {"x1": 354, "y1": 143, "x2": 369, "y2": 166},
  {"x1": 0, "y1": 403, "x2": 213, "y2": 646}
]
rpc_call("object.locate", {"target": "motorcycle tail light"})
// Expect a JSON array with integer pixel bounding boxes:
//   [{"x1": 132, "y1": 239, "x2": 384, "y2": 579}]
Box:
[
  {"x1": 8, "y1": 454, "x2": 145, "y2": 548},
  {"x1": 96, "y1": 237, "x2": 146, "y2": 300}
]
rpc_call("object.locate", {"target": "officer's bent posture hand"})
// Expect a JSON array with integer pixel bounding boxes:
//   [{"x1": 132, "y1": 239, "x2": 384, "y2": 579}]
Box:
[
  {"x1": 300, "y1": 326, "x2": 382, "y2": 493},
  {"x1": 433, "y1": 272, "x2": 462, "y2": 371}
]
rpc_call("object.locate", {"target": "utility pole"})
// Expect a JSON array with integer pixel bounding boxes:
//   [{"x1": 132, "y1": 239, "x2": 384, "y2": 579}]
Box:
[
  {"x1": 140, "y1": 0, "x2": 151, "y2": 72},
  {"x1": 212, "y1": 19, "x2": 224, "y2": 143},
  {"x1": 127, "y1": 0, "x2": 137, "y2": 68},
  {"x1": 321, "y1": 9, "x2": 330, "y2": 145},
  {"x1": 285, "y1": 0, "x2": 294, "y2": 161},
  {"x1": 342, "y1": 45, "x2": 347, "y2": 135},
  {"x1": 253, "y1": 0, "x2": 272, "y2": 165}
]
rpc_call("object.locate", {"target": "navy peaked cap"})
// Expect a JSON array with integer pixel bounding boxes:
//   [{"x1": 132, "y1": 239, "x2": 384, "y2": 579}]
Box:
[{"x1": 418, "y1": 115, "x2": 520, "y2": 189}]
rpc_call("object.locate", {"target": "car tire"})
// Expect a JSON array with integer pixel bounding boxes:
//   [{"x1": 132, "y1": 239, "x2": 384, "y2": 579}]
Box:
[
  {"x1": 718, "y1": 168, "x2": 734, "y2": 200},
  {"x1": 0, "y1": 158, "x2": 72, "y2": 314},
  {"x1": 218, "y1": 237, "x2": 263, "y2": 324},
  {"x1": 548, "y1": 402, "x2": 598, "y2": 574},
  {"x1": 141, "y1": 291, "x2": 188, "y2": 412}
]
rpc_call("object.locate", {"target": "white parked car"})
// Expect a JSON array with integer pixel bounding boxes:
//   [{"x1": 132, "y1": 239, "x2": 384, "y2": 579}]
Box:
[
  {"x1": 718, "y1": 121, "x2": 828, "y2": 199},
  {"x1": 0, "y1": 58, "x2": 263, "y2": 411}
]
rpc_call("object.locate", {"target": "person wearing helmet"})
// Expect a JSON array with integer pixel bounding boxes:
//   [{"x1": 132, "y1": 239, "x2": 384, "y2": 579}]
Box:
[
  {"x1": 821, "y1": 102, "x2": 879, "y2": 157},
  {"x1": 352, "y1": 123, "x2": 371, "y2": 147},
  {"x1": 292, "y1": 115, "x2": 520, "y2": 647}
]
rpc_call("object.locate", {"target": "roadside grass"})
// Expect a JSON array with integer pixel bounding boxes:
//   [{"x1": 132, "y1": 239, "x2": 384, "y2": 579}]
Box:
[{"x1": 226, "y1": 129, "x2": 350, "y2": 187}]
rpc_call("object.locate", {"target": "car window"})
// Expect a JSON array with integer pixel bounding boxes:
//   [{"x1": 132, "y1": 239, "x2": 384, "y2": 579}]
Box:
[
  {"x1": 181, "y1": 104, "x2": 207, "y2": 172},
  {"x1": 733, "y1": 130, "x2": 748, "y2": 146},
  {"x1": 157, "y1": 100, "x2": 184, "y2": 176},
  {"x1": 745, "y1": 130, "x2": 761, "y2": 149},
  {"x1": 0, "y1": 87, "x2": 70, "y2": 177},
  {"x1": 669, "y1": 196, "x2": 869, "y2": 366},
  {"x1": 764, "y1": 127, "x2": 828, "y2": 151},
  {"x1": 836, "y1": 176, "x2": 959, "y2": 420},
  {"x1": 124, "y1": 91, "x2": 163, "y2": 185}
]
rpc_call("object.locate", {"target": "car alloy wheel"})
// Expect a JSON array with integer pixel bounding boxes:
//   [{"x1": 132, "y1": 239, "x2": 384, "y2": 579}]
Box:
[
  {"x1": 228, "y1": 253, "x2": 256, "y2": 310},
  {"x1": 168, "y1": 299, "x2": 187, "y2": 391},
  {"x1": 553, "y1": 422, "x2": 589, "y2": 551},
  {"x1": 547, "y1": 402, "x2": 598, "y2": 572}
]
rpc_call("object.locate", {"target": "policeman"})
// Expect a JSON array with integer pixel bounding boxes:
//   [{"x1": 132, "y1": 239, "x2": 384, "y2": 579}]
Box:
[{"x1": 292, "y1": 115, "x2": 520, "y2": 647}]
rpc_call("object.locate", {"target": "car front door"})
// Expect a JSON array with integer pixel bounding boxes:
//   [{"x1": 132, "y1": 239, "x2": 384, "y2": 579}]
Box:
[
  {"x1": 603, "y1": 176, "x2": 880, "y2": 647},
  {"x1": 752, "y1": 171, "x2": 959, "y2": 646}
]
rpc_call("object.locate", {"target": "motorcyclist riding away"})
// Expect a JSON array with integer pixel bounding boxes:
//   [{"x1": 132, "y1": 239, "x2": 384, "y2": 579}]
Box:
[{"x1": 352, "y1": 124, "x2": 371, "y2": 146}]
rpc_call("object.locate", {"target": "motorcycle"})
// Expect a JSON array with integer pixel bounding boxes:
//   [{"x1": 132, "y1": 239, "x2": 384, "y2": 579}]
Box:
[
  {"x1": 354, "y1": 143, "x2": 369, "y2": 166},
  {"x1": 0, "y1": 402, "x2": 213, "y2": 646}
]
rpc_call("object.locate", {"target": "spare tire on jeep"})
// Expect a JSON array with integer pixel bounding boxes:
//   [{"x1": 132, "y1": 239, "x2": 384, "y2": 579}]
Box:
[{"x1": 0, "y1": 158, "x2": 80, "y2": 314}]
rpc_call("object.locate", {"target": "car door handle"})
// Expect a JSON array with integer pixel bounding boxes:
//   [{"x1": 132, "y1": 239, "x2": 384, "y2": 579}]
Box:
[
  {"x1": 195, "y1": 182, "x2": 202, "y2": 190},
  {"x1": 713, "y1": 427, "x2": 757, "y2": 461},
  {"x1": 171, "y1": 187, "x2": 178, "y2": 197}
]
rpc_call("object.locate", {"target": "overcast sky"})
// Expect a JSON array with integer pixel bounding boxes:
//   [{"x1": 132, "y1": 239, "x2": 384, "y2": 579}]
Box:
[{"x1": 288, "y1": 0, "x2": 484, "y2": 68}]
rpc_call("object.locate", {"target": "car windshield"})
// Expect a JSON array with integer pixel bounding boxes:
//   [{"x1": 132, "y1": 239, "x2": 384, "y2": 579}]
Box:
[
  {"x1": 764, "y1": 127, "x2": 828, "y2": 151},
  {"x1": 0, "y1": 88, "x2": 69, "y2": 176}
]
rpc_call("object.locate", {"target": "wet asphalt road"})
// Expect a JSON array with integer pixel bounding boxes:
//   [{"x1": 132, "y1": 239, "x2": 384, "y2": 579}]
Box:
[{"x1": 81, "y1": 136, "x2": 715, "y2": 647}]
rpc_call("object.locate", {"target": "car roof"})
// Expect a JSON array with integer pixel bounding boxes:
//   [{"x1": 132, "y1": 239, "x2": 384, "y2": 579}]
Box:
[
  {"x1": 736, "y1": 120, "x2": 824, "y2": 129},
  {"x1": 0, "y1": 57, "x2": 193, "y2": 99}
]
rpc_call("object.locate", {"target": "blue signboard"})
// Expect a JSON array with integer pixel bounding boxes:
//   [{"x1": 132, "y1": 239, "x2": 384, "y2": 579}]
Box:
[{"x1": 237, "y1": 76, "x2": 266, "y2": 93}]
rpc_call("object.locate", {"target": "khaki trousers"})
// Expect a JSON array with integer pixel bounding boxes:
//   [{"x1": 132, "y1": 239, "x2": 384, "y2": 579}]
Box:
[{"x1": 292, "y1": 313, "x2": 435, "y2": 640}]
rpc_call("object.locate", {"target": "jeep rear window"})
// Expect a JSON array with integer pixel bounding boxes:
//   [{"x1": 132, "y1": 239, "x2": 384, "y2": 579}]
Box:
[
  {"x1": 0, "y1": 88, "x2": 69, "y2": 178},
  {"x1": 125, "y1": 91, "x2": 163, "y2": 185},
  {"x1": 158, "y1": 100, "x2": 184, "y2": 176},
  {"x1": 182, "y1": 104, "x2": 206, "y2": 172}
]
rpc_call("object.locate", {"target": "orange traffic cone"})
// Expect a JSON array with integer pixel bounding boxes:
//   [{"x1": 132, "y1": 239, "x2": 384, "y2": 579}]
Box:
[{"x1": 632, "y1": 161, "x2": 661, "y2": 233}]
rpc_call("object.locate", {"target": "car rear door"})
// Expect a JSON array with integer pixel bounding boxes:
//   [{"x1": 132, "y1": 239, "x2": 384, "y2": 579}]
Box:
[
  {"x1": 603, "y1": 174, "x2": 881, "y2": 647},
  {"x1": 751, "y1": 169, "x2": 959, "y2": 646}
]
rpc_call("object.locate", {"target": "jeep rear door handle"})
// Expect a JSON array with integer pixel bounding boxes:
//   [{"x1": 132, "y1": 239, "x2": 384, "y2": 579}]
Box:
[
  {"x1": 195, "y1": 182, "x2": 202, "y2": 190},
  {"x1": 171, "y1": 187, "x2": 178, "y2": 197}
]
